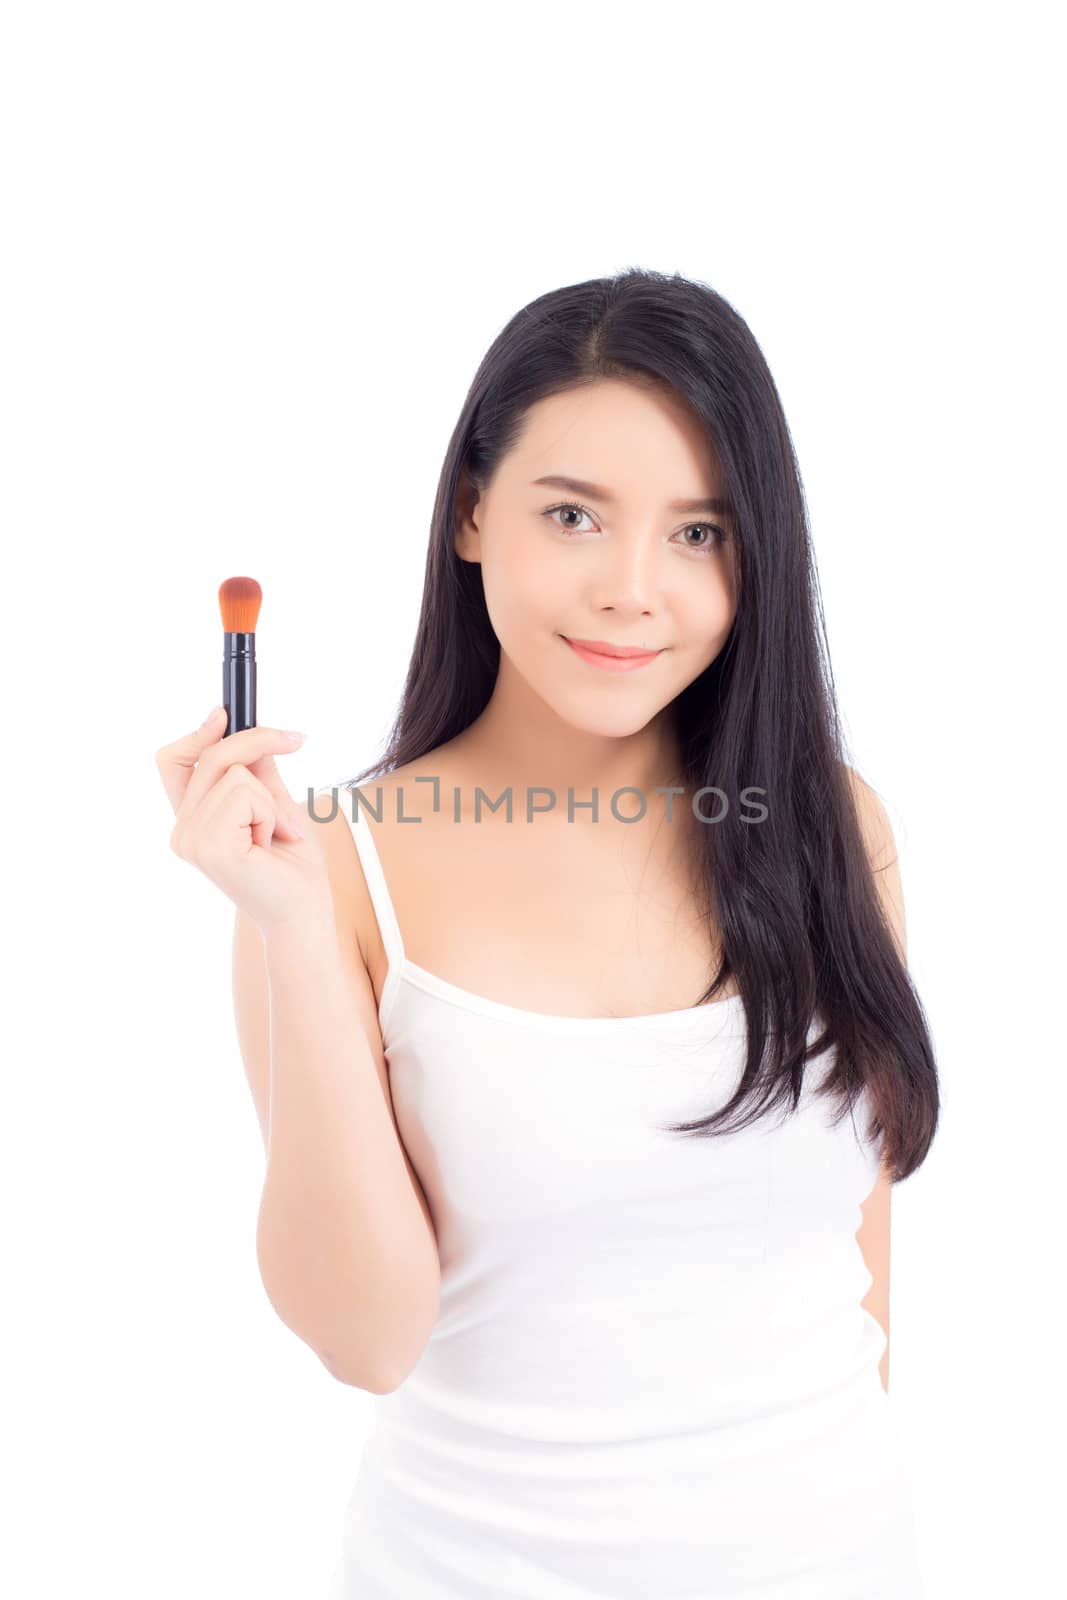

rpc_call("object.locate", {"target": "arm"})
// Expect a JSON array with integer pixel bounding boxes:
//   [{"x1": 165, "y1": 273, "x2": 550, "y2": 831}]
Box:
[
  {"x1": 848, "y1": 769, "x2": 907, "y2": 1396},
  {"x1": 232, "y1": 799, "x2": 440, "y2": 1394}
]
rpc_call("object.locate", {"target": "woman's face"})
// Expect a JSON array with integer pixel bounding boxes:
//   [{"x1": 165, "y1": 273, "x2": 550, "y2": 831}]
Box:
[{"x1": 455, "y1": 378, "x2": 739, "y2": 744}]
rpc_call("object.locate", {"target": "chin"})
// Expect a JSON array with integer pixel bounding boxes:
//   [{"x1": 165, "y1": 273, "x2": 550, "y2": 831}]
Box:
[{"x1": 547, "y1": 692, "x2": 672, "y2": 742}]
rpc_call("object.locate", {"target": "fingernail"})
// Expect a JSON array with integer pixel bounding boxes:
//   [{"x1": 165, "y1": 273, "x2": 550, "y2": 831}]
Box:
[
  {"x1": 282, "y1": 730, "x2": 306, "y2": 743},
  {"x1": 201, "y1": 705, "x2": 224, "y2": 728}
]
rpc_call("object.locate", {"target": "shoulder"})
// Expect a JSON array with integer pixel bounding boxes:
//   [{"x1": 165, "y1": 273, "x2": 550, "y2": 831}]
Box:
[
  {"x1": 302, "y1": 783, "x2": 380, "y2": 967},
  {"x1": 302, "y1": 759, "x2": 437, "y2": 973},
  {"x1": 844, "y1": 766, "x2": 898, "y2": 871},
  {"x1": 303, "y1": 784, "x2": 363, "y2": 876},
  {"x1": 842, "y1": 764, "x2": 906, "y2": 961}
]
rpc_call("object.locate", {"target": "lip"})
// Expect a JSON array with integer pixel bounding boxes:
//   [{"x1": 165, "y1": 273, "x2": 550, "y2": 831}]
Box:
[{"x1": 561, "y1": 636, "x2": 665, "y2": 673}]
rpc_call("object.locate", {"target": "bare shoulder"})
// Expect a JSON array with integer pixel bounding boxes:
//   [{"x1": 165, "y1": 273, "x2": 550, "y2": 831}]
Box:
[
  {"x1": 844, "y1": 766, "x2": 900, "y2": 874},
  {"x1": 304, "y1": 757, "x2": 442, "y2": 970},
  {"x1": 843, "y1": 764, "x2": 907, "y2": 967},
  {"x1": 304, "y1": 782, "x2": 385, "y2": 968}
]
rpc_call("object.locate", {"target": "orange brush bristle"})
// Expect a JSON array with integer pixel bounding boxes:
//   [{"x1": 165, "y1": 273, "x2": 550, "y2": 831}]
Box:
[{"x1": 218, "y1": 576, "x2": 262, "y2": 634}]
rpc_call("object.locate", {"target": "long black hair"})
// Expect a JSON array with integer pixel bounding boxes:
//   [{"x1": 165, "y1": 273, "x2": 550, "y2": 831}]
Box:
[{"x1": 337, "y1": 266, "x2": 939, "y2": 1183}]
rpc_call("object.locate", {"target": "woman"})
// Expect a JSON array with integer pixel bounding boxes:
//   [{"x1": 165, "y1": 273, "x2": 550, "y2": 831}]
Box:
[{"x1": 157, "y1": 267, "x2": 938, "y2": 1596}]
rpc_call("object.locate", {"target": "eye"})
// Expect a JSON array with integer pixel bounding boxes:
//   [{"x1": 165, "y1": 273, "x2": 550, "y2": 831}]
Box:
[
  {"x1": 672, "y1": 523, "x2": 726, "y2": 554},
  {"x1": 542, "y1": 501, "x2": 727, "y2": 554},
  {"x1": 544, "y1": 501, "x2": 598, "y2": 534}
]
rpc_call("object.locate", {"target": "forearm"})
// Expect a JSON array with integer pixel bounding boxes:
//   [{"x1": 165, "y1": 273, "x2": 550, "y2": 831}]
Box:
[{"x1": 255, "y1": 919, "x2": 439, "y2": 1390}]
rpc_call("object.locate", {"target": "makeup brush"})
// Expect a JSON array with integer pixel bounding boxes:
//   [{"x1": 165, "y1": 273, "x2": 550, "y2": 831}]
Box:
[{"x1": 218, "y1": 576, "x2": 262, "y2": 737}]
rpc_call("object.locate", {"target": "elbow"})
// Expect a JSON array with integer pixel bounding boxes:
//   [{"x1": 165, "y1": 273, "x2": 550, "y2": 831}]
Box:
[
  {"x1": 316, "y1": 1284, "x2": 440, "y2": 1396},
  {"x1": 256, "y1": 1215, "x2": 442, "y2": 1396},
  {"x1": 318, "y1": 1335, "x2": 428, "y2": 1395},
  {"x1": 257, "y1": 1279, "x2": 433, "y2": 1396},
  {"x1": 318, "y1": 1346, "x2": 403, "y2": 1394}
]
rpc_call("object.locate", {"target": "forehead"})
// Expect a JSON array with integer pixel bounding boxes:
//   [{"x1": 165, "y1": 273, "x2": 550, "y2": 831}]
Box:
[{"x1": 505, "y1": 379, "x2": 726, "y2": 492}]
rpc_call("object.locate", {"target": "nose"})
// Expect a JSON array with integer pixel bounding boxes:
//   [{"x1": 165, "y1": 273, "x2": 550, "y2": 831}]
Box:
[{"x1": 588, "y1": 533, "x2": 662, "y2": 617}]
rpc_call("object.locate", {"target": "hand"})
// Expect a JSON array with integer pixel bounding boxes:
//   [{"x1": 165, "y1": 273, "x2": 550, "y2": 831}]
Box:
[{"x1": 155, "y1": 707, "x2": 333, "y2": 934}]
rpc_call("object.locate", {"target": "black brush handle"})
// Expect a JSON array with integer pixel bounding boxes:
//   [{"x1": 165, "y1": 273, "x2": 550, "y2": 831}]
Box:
[{"x1": 222, "y1": 632, "x2": 257, "y2": 735}]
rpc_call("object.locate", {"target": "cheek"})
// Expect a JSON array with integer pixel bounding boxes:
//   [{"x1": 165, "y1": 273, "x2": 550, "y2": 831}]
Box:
[
  {"x1": 678, "y1": 569, "x2": 735, "y2": 641},
  {"x1": 483, "y1": 539, "x2": 564, "y2": 623}
]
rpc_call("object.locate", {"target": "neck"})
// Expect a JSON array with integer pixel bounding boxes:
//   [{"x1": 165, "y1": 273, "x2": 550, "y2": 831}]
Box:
[{"x1": 452, "y1": 659, "x2": 686, "y2": 825}]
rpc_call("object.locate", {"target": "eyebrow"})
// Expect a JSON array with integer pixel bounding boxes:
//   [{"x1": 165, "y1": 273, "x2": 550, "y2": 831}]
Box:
[{"x1": 531, "y1": 474, "x2": 735, "y2": 518}]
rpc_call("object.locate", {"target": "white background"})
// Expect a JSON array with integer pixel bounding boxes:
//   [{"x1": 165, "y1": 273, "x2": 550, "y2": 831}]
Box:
[{"x1": 3, "y1": 3, "x2": 1062, "y2": 1596}]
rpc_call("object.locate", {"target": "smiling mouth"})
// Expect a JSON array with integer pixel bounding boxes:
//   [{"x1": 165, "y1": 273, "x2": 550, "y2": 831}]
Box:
[{"x1": 560, "y1": 636, "x2": 665, "y2": 673}]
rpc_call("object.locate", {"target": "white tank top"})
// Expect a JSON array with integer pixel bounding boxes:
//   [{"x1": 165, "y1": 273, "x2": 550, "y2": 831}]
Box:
[{"x1": 326, "y1": 790, "x2": 924, "y2": 1598}]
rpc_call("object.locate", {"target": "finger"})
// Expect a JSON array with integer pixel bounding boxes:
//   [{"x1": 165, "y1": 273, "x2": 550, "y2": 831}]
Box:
[
  {"x1": 154, "y1": 706, "x2": 229, "y2": 814},
  {"x1": 175, "y1": 725, "x2": 307, "y2": 823},
  {"x1": 175, "y1": 764, "x2": 280, "y2": 859},
  {"x1": 244, "y1": 751, "x2": 307, "y2": 839}
]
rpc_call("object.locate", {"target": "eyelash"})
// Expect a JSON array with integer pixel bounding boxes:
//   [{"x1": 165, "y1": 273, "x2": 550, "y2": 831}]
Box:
[{"x1": 541, "y1": 501, "x2": 727, "y2": 555}]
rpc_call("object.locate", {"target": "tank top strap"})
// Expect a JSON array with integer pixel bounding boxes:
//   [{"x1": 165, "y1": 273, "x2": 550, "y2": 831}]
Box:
[{"x1": 312, "y1": 785, "x2": 407, "y2": 1017}]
